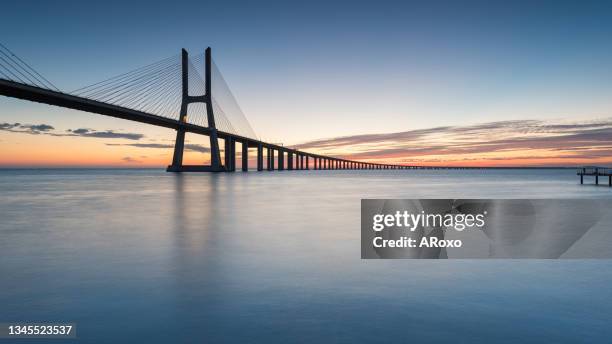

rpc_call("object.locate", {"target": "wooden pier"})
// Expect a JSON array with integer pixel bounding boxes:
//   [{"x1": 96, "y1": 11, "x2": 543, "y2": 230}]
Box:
[{"x1": 577, "y1": 166, "x2": 612, "y2": 186}]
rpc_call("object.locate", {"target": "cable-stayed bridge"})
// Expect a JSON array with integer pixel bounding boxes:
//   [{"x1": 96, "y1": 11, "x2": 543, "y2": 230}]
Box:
[{"x1": 0, "y1": 44, "x2": 408, "y2": 172}]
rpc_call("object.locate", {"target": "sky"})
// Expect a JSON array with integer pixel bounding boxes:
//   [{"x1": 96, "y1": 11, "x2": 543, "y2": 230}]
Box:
[{"x1": 1, "y1": 0, "x2": 611, "y2": 167}]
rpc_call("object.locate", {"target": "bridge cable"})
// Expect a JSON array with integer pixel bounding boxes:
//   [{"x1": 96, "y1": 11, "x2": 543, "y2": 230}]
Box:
[{"x1": 0, "y1": 43, "x2": 60, "y2": 91}]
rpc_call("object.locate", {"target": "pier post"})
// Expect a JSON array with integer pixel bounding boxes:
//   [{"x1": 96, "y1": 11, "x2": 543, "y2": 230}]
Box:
[
  {"x1": 580, "y1": 174, "x2": 583, "y2": 184},
  {"x1": 257, "y1": 144, "x2": 263, "y2": 171},
  {"x1": 596, "y1": 174, "x2": 599, "y2": 185},
  {"x1": 242, "y1": 141, "x2": 248, "y2": 171},
  {"x1": 278, "y1": 150, "x2": 284, "y2": 171},
  {"x1": 287, "y1": 152, "x2": 293, "y2": 170},
  {"x1": 268, "y1": 148, "x2": 274, "y2": 171},
  {"x1": 306, "y1": 156, "x2": 310, "y2": 169}
]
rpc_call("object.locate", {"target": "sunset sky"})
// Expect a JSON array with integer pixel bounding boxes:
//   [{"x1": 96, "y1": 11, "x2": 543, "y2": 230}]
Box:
[{"x1": 1, "y1": 0, "x2": 611, "y2": 167}]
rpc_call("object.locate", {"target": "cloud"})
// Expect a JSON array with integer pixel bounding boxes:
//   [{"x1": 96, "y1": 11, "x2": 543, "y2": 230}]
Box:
[
  {"x1": 1, "y1": 122, "x2": 55, "y2": 134},
  {"x1": 24, "y1": 124, "x2": 54, "y2": 132},
  {"x1": 121, "y1": 156, "x2": 141, "y2": 163},
  {"x1": 67, "y1": 128, "x2": 143, "y2": 140},
  {"x1": 1, "y1": 122, "x2": 144, "y2": 140},
  {"x1": 105, "y1": 143, "x2": 210, "y2": 153},
  {"x1": 295, "y1": 117, "x2": 612, "y2": 166}
]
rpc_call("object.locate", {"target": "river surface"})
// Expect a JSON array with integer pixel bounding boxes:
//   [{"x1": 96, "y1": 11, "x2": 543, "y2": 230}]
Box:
[{"x1": 1, "y1": 169, "x2": 611, "y2": 343}]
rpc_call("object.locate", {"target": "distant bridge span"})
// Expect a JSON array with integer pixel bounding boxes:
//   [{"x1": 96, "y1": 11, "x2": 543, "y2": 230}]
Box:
[{"x1": 0, "y1": 46, "x2": 409, "y2": 172}]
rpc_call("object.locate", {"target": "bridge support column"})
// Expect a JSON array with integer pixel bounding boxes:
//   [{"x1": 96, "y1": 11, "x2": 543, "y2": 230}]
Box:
[
  {"x1": 257, "y1": 144, "x2": 263, "y2": 171},
  {"x1": 268, "y1": 148, "x2": 274, "y2": 171},
  {"x1": 306, "y1": 156, "x2": 309, "y2": 170},
  {"x1": 225, "y1": 138, "x2": 236, "y2": 172},
  {"x1": 242, "y1": 141, "x2": 248, "y2": 171},
  {"x1": 288, "y1": 152, "x2": 293, "y2": 170},
  {"x1": 278, "y1": 150, "x2": 284, "y2": 171}
]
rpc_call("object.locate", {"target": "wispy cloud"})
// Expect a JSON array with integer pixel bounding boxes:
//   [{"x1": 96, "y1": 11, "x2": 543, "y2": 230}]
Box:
[
  {"x1": 121, "y1": 156, "x2": 142, "y2": 163},
  {"x1": 295, "y1": 118, "x2": 612, "y2": 166},
  {"x1": 66, "y1": 128, "x2": 143, "y2": 140},
  {"x1": 105, "y1": 143, "x2": 210, "y2": 153},
  {"x1": 1, "y1": 122, "x2": 55, "y2": 134},
  {"x1": 1, "y1": 122, "x2": 144, "y2": 140}
]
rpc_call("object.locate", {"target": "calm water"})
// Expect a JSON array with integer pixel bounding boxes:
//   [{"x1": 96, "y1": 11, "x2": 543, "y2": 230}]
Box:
[{"x1": 1, "y1": 169, "x2": 611, "y2": 343}]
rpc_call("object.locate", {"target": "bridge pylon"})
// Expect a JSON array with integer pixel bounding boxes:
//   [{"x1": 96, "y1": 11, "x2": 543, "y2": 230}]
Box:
[{"x1": 167, "y1": 47, "x2": 224, "y2": 172}]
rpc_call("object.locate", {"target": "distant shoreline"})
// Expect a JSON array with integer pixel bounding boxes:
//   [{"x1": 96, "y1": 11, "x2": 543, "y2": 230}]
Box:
[{"x1": 0, "y1": 166, "x2": 590, "y2": 170}]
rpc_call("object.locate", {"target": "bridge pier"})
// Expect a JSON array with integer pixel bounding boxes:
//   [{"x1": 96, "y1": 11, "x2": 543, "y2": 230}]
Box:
[
  {"x1": 278, "y1": 150, "x2": 284, "y2": 171},
  {"x1": 242, "y1": 141, "x2": 248, "y2": 171},
  {"x1": 224, "y1": 138, "x2": 236, "y2": 171},
  {"x1": 268, "y1": 147, "x2": 274, "y2": 171},
  {"x1": 257, "y1": 144, "x2": 263, "y2": 171},
  {"x1": 288, "y1": 152, "x2": 293, "y2": 170},
  {"x1": 306, "y1": 156, "x2": 310, "y2": 169}
]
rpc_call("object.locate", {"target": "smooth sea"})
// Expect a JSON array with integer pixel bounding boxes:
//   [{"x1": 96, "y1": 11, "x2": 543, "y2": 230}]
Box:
[{"x1": 1, "y1": 168, "x2": 611, "y2": 343}]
